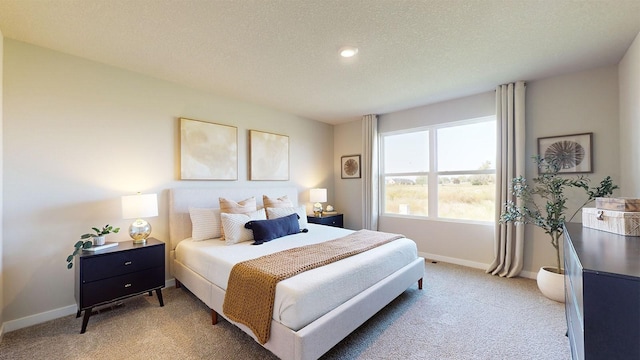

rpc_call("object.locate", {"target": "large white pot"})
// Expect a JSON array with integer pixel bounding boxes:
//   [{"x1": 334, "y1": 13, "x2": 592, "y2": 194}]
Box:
[{"x1": 536, "y1": 266, "x2": 565, "y2": 303}]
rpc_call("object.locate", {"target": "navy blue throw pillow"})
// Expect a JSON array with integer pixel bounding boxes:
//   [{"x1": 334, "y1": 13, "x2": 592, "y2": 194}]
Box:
[{"x1": 245, "y1": 213, "x2": 301, "y2": 245}]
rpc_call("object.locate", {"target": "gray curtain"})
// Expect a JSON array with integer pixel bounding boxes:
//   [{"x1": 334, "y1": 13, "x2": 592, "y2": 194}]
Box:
[
  {"x1": 487, "y1": 81, "x2": 526, "y2": 277},
  {"x1": 362, "y1": 114, "x2": 379, "y2": 230}
]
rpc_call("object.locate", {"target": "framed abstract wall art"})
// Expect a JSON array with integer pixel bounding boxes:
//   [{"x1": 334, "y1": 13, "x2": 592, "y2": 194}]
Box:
[
  {"x1": 537, "y1": 132, "x2": 593, "y2": 174},
  {"x1": 180, "y1": 118, "x2": 238, "y2": 180},
  {"x1": 249, "y1": 130, "x2": 289, "y2": 181},
  {"x1": 341, "y1": 154, "x2": 361, "y2": 179}
]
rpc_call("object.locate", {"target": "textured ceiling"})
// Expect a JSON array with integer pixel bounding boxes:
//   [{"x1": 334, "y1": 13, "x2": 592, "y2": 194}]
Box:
[{"x1": 0, "y1": 0, "x2": 638, "y2": 124}]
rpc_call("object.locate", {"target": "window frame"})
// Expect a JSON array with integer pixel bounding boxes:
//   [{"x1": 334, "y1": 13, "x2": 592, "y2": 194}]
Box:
[{"x1": 379, "y1": 115, "x2": 496, "y2": 224}]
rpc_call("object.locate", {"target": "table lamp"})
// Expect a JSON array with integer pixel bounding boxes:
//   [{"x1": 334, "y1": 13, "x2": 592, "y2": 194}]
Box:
[
  {"x1": 310, "y1": 188, "x2": 327, "y2": 217},
  {"x1": 121, "y1": 193, "x2": 158, "y2": 243}
]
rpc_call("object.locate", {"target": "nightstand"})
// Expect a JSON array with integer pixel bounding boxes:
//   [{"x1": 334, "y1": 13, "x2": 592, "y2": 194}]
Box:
[
  {"x1": 307, "y1": 213, "x2": 344, "y2": 228},
  {"x1": 74, "y1": 238, "x2": 165, "y2": 333}
]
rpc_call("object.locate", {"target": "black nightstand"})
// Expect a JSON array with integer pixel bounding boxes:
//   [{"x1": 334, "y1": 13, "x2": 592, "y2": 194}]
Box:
[
  {"x1": 74, "y1": 238, "x2": 165, "y2": 333},
  {"x1": 307, "y1": 213, "x2": 344, "y2": 228}
]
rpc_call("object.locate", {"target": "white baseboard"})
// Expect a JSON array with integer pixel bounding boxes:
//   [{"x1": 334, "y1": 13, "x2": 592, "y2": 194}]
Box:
[
  {"x1": 419, "y1": 251, "x2": 490, "y2": 271},
  {"x1": 2, "y1": 279, "x2": 176, "y2": 333},
  {"x1": 3, "y1": 304, "x2": 77, "y2": 333},
  {"x1": 419, "y1": 251, "x2": 538, "y2": 280},
  {"x1": 518, "y1": 270, "x2": 537, "y2": 280}
]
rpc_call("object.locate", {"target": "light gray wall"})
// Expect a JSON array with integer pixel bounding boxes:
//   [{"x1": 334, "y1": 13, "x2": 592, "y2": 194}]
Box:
[
  {"x1": 378, "y1": 91, "x2": 495, "y2": 133},
  {"x1": 2, "y1": 39, "x2": 334, "y2": 325},
  {"x1": 334, "y1": 65, "x2": 623, "y2": 276},
  {"x1": 333, "y1": 120, "x2": 363, "y2": 230},
  {"x1": 524, "y1": 65, "x2": 620, "y2": 274},
  {"x1": 619, "y1": 32, "x2": 640, "y2": 196},
  {"x1": 378, "y1": 91, "x2": 496, "y2": 268}
]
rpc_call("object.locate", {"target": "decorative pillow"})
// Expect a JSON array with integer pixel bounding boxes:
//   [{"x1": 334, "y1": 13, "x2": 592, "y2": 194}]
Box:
[
  {"x1": 245, "y1": 213, "x2": 300, "y2": 245},
  {"x1": 266, "y1": 206, "x2": 308, "y2": 230},
  {"x1": 220, "y1": 209, "x2": 266, "y2": 245},
  {"x1": 219, "y1": 197, "x2": 257, "y2": 239},
  {"x1": 263, "y1": 195, "x2": 294, "y2": 208},
  {"x1": 189, "y1": 207, "x2": 221, "y2": 241}
]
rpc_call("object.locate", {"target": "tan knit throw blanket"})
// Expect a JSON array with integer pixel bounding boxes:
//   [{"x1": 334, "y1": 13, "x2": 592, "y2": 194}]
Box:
[{"x1": 222, "y1": 229, "x2": 404, "y2": 344}]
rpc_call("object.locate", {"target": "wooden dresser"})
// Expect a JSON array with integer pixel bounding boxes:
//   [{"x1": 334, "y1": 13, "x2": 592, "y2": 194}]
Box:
[
  {"x1": 307, "y1": 213, "x2": 344, "y2": 228},
  {"x1": 563, "y1": 223, "x2": 640, "y2": 359},
  {"x1": 74, "y1": 238, "x2": 165, "y2": 333}
]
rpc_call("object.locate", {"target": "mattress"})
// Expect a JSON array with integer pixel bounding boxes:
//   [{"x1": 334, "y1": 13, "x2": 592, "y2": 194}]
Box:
[{"x1": 175, "y1": 223, "x2": 418, "y2": 331}]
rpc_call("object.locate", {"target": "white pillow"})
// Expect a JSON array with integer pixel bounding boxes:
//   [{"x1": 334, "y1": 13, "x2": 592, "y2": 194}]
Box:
[
  {"x1": 219, "y1": 196, "x2": 258, "y2": 239},
  {"x1": 266, "y1": 206, "x2": 308, "y2": 230},
  {"x1": 263, "y1": 194, "x2": 294, "y2": 208},
  {"x1": 221, "y1": 209, "x2": 267, "y2": 245},
  {"x1": 189, "y1": 207, "x2": 221, "y2": 241}
]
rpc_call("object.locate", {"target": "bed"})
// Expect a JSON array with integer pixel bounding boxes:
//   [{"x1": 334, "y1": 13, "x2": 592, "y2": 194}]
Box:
[{"x1": 169, "y1": 187, "x2": 425, "y2": 360}]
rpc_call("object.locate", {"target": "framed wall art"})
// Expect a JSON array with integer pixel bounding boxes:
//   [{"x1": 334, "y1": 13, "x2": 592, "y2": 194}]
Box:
[
  {"x1": 249, "y1": 130, "x2": 289, "y2": 181},
  {"x1": 180, "y1": 117, "x2": 238, "y2": 180},
  {"x1": 341, "y1": 154, "x2": 361, "y2": 179},
  {"x1": 537, "y1": 132, "x2": 593, "y2": 174}
]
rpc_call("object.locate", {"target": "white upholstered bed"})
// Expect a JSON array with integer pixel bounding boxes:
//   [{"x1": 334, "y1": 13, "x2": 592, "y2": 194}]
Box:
[{"x1": 169, "y1": 187, "x2": 425, "y2": 360}]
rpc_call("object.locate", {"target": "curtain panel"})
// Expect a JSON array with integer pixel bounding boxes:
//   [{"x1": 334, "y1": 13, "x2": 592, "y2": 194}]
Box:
[
  {"x1": 487, "y1": 81, "x2": 526, "y2": 278},
  {"x1": 362, "y1": 114, "x2": 379, "y2": 231}
]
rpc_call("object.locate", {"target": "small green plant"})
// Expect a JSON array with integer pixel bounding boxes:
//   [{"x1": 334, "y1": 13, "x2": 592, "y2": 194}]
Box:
[
  {"x1": 66, "y1": 224, "x2": 120, "y2": 269},
  {"x1": 500, "y1": 156, "x2": 618, "y2": 274},
  {"x1": 80, "y1": 224, "x2": 120, "y2": 239}
]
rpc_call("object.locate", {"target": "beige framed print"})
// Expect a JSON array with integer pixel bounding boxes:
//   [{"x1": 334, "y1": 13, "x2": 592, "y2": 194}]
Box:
[
  {"x1": 249, "y1": 130, "x2": 289, "y2": 181},
  {"x1": 341, "y1": 154, "x2": 361, "y2": 179},
  {"x1": 180, "y1": 118, "x2": 238, "y2": 180},
  {"x1": 537, "y1": 132, "x2": 593, "y2": 174}
]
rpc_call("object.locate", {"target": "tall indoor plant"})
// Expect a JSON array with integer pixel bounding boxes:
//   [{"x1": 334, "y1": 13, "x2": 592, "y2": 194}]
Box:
[{"x1": 500, "y1": 156, "x2": 617, "y2": 275}]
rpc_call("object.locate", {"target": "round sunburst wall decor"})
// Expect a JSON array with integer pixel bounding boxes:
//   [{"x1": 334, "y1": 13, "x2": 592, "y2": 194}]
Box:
[
  {"x1": 537, "y1": 133, "x2": 593, "y2": 174},
  {"x1": 341, "y1": 155, "x2": 361, "y2": 179},
  {"x1": 344, "y1": 159, "x2": 358, "y2": 175},
  {"x1": 544, "y1": 140, "x2": 585, "y2": 169}
]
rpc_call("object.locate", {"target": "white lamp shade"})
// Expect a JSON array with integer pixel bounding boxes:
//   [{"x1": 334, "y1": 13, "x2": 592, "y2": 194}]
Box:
[
  {"x1": 310, "y1": 188, "x2": 327, "y2": 203},
  {"x1": 122, "y1": 193, "x2": 158, "y2": 219}
]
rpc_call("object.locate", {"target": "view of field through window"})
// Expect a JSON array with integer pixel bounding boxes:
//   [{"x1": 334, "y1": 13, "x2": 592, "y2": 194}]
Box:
[
  {"x1": 384, "y1": 175, "x2": 495, "y2": 221},
  {"x1": 382, "y1": 118, "x2": 496, "y2": 222}
]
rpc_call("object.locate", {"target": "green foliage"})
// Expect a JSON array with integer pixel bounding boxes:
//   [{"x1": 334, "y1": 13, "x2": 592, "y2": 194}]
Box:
[
  {"x1": 67, "y1": 224, "x2": 120, "y2": 269},
  {"x1": 500, "y1": 156, "x2": 618, "y2": 273},
  {"x1": 80, "y1": 224, "x2": 120, "y2": 239}
]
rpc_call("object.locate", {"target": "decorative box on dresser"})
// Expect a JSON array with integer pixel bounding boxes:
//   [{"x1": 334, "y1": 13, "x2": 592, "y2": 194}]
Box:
[
  {"x1": 563, "y1": 223, "x2": 640, "y2": 360},
  {"x1": 307, "y1": 213, "x2": 344, "y2": 228},
  {"x1": 74, "y1": 238, "x2": 165, "y2": 333}
]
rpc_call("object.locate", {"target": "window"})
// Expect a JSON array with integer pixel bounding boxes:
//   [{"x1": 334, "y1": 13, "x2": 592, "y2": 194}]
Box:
[{"x1": 381, "y1": 116, "x2": 496, "y2": 222}]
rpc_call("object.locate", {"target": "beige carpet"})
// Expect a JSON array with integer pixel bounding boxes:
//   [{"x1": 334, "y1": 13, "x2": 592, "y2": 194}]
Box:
[{"x1": 0, "y1": 262, "x2": 570, "y2": 359}]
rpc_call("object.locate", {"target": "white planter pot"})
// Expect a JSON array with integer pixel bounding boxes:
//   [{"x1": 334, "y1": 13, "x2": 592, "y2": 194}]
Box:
[
  {"x1": 536, "y1": 266, "x2": 565, "y2": 303},
  {"x1": 93, "y1": 235, "x2": 106, "y2": 246}
]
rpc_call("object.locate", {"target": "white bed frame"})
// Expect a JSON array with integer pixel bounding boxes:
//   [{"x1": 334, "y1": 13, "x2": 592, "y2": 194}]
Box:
[{"x1": 169, "y1": 187, "x2": 424, "y2": 360}]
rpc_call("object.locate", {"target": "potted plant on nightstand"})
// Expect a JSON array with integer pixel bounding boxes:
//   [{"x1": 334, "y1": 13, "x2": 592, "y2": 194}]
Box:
[
  {"x1": 500, "y1": 156, "x2": 617, "y2": 302},
  {"x1": 66, "y1": 224, "x2": 120, "y2": 269}
]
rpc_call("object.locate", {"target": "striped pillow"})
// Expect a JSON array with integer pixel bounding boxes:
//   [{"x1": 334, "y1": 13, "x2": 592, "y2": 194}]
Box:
[
  {"x1": 189, "y1": 207, "x2": 221, "y2": 241},
  {"x1": 221, "y1": 209, "x2": 267, "y2": 245},
  {"x1": 263, "y1": 195, "x2": 293, "y2": 208},
  {"x1": 219, "y1": 197, "x2": 257, "y2": 239},
  {"x1": 266, "y1": 206, "x2": 308, "y2": 230}
]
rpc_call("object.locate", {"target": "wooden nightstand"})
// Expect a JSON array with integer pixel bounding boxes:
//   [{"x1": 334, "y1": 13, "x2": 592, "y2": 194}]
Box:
[
  {"x1": 74, "y1": 238, "x2": 165, "y2": 333},
  {"x1": 307, "y1": 213, "x2": 344, "y2": 228}
]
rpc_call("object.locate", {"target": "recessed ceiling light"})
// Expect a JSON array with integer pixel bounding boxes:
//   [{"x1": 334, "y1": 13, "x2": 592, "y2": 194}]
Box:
[{"x1": 339, "y1": 46, "x2": 358, "y2": 58}]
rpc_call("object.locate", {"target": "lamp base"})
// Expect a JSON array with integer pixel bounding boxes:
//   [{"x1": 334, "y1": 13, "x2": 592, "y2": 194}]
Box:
[
  {"x1": 129, "y1": 219, "x2": 151, "y2": 244},
  {"x1": 313, "y1": 202, "x2": 323, "y2": 217}
]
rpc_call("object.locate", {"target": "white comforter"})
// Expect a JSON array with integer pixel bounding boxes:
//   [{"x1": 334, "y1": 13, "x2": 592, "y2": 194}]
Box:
[{"x1": 175, "y1": 223, "x2": 418, "y2": 331}]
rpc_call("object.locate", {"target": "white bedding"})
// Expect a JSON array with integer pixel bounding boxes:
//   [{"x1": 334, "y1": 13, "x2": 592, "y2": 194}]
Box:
[{"x1": 175, "y1": 223, "x2": 418, "y2": 331}]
